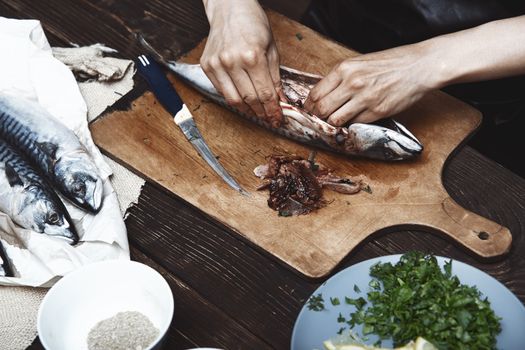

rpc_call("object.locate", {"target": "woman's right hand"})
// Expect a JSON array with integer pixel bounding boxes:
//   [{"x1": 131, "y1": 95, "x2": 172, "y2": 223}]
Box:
[{"x1": 201, "y1": 0, "x2": 283, "y2": 127}]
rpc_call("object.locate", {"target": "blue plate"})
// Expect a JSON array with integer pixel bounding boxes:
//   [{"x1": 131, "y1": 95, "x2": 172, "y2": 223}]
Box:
[{"x1": 291, "y1": 255, "x2": 525, "y2": 350}]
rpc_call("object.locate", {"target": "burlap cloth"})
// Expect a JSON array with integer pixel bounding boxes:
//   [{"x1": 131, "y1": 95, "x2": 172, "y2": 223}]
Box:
[{"x1": 0, "y1": 45, "x2": 145, "y2": 350}]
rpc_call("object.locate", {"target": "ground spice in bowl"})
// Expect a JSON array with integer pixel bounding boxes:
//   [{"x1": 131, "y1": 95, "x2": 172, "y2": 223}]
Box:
[{"x1": 87, "y1": 311, "x2": 159, "y2": 350}]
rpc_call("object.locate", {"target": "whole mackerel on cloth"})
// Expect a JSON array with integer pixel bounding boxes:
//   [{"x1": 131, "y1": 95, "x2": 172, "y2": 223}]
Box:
[
  {"x1": 140, "y1": 38, "x2": 423, "y2": 161},
  {"x1": 0, "y1": 138, "x2": 77, "y2": 244},
  {"x1": 0, "y1": 93, "x2": 103, "y2": 213},
  {"x1": 0, "y1": 240, "x2": 13, "y2": 277}
]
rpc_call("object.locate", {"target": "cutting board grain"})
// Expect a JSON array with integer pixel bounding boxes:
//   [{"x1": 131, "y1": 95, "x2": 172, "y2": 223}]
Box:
[{"x1": 91, "y1": 11, "x2": 511, "y2": 278}]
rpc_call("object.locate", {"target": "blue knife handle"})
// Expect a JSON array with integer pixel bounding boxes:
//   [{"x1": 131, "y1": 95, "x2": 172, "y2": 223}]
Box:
[{"x1": 136, "y1": 55, "x2": 183, "y2": 116}]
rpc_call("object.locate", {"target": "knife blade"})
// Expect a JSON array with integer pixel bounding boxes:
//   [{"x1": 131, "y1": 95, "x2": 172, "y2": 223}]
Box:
[{"x1": 136, "y1": 54, "x2": 247, "y2": 195}]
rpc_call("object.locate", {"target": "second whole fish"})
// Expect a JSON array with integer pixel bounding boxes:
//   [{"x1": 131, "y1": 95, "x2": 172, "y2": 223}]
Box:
[
  {"x1": 0, "y1": 93, "x2": 103, "y2": 213},
  {"x1": 140, "y1": 37, "x2": 423, "y2": 161},
  {"x1": 0, "y1": 138, "x2": 78, "y2": 244},
  {"x1": 0, "y1": 240, "x2": 13, "y2": 277}
]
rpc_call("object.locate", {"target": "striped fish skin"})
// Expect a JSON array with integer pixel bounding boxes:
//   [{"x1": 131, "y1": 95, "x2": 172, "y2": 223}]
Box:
[
  {"x1": 0, "y1": 93, "x2": 103, "y2": 213},
  {"x1": 0, "y1": 240, "x2": 13, "y2": 277},
  {"x1": 138, "y1": 37, "x2": 423, "y2": 161},
  {"x1": 0, "y1": 139, "x2": 78, "y2": 244}
]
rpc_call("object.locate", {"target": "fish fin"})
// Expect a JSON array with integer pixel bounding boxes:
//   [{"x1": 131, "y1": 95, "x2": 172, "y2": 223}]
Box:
[
  {"x1": 35, "y1": 141, "x2": 58, "y2": 159},
  {"x1": 5, "y1": 164, "x2": 23, "y2": 187}
]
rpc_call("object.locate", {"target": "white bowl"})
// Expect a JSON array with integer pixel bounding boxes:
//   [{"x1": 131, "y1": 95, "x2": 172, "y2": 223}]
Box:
[{"x1": 37, "y1": 260, "x2": 174, "y2": 350}]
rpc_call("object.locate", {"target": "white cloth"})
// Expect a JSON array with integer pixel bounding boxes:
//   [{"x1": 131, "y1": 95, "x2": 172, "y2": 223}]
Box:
[
  {"x1": 0, "y1": 17, "x2": 130, "y2": 288},
  {"x1": 52, "y1": 43, "x2": 136, "y2": 122}
]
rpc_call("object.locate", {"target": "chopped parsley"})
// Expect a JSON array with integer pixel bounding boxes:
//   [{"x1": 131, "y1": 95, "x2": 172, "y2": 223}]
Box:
[
  {"x1": 306, "y1": 252, "x2": 501, "y2": 349},
  {"x1": 307, "y1": 293, "x2": 325, "y2": 311},
  {"x1": 349, "y1": 251, "x2": 501, "y2": 349},
  {"x1": 330, "y1": 297, "x2": 340, "y2": 306},
  {"x1": 345, "y1": 296, "x2": 367, "y2": 310}
]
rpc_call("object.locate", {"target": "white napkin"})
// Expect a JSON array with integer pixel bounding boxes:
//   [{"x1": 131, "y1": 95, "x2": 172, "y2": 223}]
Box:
[{"x1": 0, "y1": 17, "x2": 129, "y2": 287}]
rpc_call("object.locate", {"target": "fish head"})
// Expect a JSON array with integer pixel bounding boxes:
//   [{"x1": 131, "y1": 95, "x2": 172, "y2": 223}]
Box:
[
  {"x1": 346, "y1": 122, "x2": 423, "y2": 161},
  {"x1": 54, "y1": 154, "x2": 103, "y2": 213},
  {"x1": 20, "y1": 188, "x2": 78, "y2": 244}
]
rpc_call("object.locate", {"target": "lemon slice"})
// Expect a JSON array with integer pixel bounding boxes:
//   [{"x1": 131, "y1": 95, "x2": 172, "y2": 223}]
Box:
[
  {"x1": 323, "y1": 340, "x2": 373, "y2": 350},
  {"x1": 323, "y1": 336, "x2": 436, "y2": 350},
  {"x1": 414, "y1": 337, "x2": 438, "y2": 350}
]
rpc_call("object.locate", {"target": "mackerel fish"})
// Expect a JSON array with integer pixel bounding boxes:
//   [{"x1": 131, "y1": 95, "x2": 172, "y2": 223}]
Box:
[
  {"x1": 0, "y1": 138, "x2": 77, "y2": 244},
  {"x1": 0, "y1": 240, "x2": 13, "y2": 277},
  {"x1": 0, "y1": 93, "x2": 103, "y2": 213},
  {"x1": 140, "y1": 37, "x2": 423, "y2": 161}
]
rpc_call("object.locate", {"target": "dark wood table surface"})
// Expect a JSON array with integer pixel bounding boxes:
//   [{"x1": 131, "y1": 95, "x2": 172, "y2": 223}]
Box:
[{"x1": 1, "y1": 1, "x2": 523, "y2": 349}]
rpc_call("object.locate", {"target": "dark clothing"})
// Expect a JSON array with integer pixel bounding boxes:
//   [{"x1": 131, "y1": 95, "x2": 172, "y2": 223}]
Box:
[
  {"x1": 304, "y1": 0, "x2": 525, "y2": 53},
  {"x1": 302, "y1": 0, "x2": 525, "y2": 177}
]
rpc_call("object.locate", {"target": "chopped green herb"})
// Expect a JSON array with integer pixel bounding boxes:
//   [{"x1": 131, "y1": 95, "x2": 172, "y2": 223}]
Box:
[
  {"x1": 353, "y1": 284, "x2": 361, "y2": 293},
  {"x1": 368, "y1": 279, "x2": 380, "y2": 290},
  {"x1": 330, "y1": 297, "x2": 340, "y2": 306},
  {"x1": 295, "y1": 33, "x2": 303, "y2": 41},
  {"x1": 307, "y1": 293, "x2": 325, "y2": 311},
  {"x1": 345, "y1": 296, "x2": 367, "y2": 310},
  {"x1": 444, "y1": 259, "x2": 452, "y2": 277},
  {"x1": 337, "y1": 312, "x2": 346, "y2": 323},
  {"x1": 348, "y1": 251, "x2": 501, "y2": 349},
  {"x1": 337, "y1": 327, "x2": 345, "y2": 335}
]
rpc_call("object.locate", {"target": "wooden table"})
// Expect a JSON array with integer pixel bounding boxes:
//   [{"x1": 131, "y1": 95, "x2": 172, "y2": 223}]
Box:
[{"x1": 1, "y1": 1, "x2": 522, "y2": 349}]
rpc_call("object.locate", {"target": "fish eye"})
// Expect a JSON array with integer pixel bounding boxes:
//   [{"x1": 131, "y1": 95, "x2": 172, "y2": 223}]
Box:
[
  {"x1": 48, "y1": 212, "x2": 60, "y2": 224},
  {"x1": 73, "y1": 182, "x2": 86, "y2": 196}
]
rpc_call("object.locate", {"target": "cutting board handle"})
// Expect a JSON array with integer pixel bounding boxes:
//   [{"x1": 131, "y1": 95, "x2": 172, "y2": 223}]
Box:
[{"x1": 436, "y1": 197, "x2": 512, "y2": 258}]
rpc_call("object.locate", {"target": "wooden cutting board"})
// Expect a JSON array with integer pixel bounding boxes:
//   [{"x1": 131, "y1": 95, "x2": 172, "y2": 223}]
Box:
[{"x1": 91, "y1": 11, "x2": 511, "y2": 278}]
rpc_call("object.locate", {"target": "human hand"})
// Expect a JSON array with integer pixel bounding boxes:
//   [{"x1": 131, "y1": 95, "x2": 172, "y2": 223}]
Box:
[
  {"x1": 201, "y1": 0, "x2": 283, "y2": 126},
  {"x1": 303, "y1": 44, "x2": 438, "y2": 126}
]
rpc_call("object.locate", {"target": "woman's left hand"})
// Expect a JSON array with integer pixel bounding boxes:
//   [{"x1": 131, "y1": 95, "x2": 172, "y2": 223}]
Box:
[{"x1": 303, "y1": 43, "x2": 437, "y2": 126}]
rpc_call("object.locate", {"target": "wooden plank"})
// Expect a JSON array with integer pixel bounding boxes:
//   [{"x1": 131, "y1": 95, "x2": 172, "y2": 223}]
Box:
[
  {"x1": 2, "y1": 0, "x2": 133, "y2": 52},
  {"x1": 91, "y1": 10, "x2": 511, "y2": 278},
  {"x1": 130, "y1": 247, "x2": 273, "y2": 350},
  {"x1": 1, "y1": 0, "x2": 208, "y2": 59}
]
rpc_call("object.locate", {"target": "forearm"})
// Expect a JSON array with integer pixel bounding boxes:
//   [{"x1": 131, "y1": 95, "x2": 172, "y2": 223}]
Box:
[
  {"x1": 423, "y1": 15, "x2": 525, "y2": 88},
  {"x1": 303, "y1": 16, "x2": 525, "y2": 125},
  {"x1": 202, "y1": 0, "x2": 262, "y2": 25}
]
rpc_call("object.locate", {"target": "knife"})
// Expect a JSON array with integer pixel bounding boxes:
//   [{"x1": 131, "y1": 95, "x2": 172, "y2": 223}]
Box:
[{"x1": 136, "y1": 54, "x2": 247, "y2": 195}]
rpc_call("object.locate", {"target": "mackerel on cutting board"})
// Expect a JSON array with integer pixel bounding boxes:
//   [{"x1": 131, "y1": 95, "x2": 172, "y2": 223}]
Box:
[{"x1": 91, "y1": 11, "x2": 511, "y2": 278}]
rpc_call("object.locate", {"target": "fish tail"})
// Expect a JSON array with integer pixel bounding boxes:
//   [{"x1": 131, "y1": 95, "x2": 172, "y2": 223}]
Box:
[
  {"x1": 0, "y1": 240, "x2": 13, "y2": 277},
  {"x1": 136, "y1": 33, "x2": 171, "y2": 67}
]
